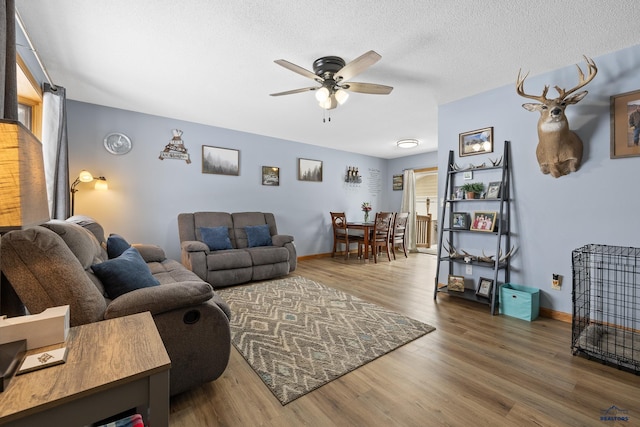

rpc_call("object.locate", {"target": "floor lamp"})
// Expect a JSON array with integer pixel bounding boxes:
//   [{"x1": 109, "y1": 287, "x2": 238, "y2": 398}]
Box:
[{"x1": 70, "y1": 170, "x2": 108, "y2": 216}]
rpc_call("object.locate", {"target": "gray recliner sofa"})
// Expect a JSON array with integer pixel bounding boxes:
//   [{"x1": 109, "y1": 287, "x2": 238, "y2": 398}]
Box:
[
  {"x1": 178, "y1": 212, "x2": 296, "y2": 288},
  {"x1": 0, "y1": 216, "x2": 231, "y2": 396}
]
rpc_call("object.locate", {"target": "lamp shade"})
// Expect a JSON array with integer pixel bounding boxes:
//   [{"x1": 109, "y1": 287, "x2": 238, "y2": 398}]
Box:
[{"x1": 0, "y1": 120, "x2": 50, "y2": 232}]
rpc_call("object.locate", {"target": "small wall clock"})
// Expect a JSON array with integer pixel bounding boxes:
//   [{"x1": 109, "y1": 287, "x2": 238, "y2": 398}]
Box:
[{"x1": 103, "y1": 132, "x2": 132, "y2": 155}]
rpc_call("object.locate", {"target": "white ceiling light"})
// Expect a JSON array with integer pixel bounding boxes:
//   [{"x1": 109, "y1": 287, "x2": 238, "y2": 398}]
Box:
[
  {"x1": 397, "y1": 139, "x2": 419, "y2": 149},
  {"x1": 315, "y1": 87, "x2": 330, "y2": 102},
  {"x1": 334, "y1": 89, "x2": 349, "y2": 105}
]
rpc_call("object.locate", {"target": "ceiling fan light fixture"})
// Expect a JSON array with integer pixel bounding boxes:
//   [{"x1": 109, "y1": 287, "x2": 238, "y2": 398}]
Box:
[
  {"x1": 397, "y1": 139, "x2": 419, "y2": 149},
  {"x1": 319, "y1": 97, "x2": 333, "y2": 110},
  {"x1": 315, "y1": 87, "x2": 330, "y2": 102},
  {"x1": 335, "y1": 89, "x2": 349, "y2": 105}
]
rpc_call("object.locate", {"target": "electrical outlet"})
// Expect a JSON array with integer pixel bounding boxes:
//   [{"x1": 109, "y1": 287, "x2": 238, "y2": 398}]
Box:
[
  {"x1": 466, "y1": 265, "x2": 472, "y2": 275},
  {"x1": 552, "y1": 274, "x2": 561, "y2": 290}
]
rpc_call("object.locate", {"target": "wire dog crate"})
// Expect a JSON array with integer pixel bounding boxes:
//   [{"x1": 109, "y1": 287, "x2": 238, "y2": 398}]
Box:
[{"x1": 572, "y1": 244, "x2": 640, "y2": 373}]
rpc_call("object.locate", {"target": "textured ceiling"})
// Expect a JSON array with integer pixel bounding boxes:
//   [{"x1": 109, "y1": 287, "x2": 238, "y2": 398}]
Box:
[{"x1": 15, "y1": 0, "x2": 640, "y2": 159}]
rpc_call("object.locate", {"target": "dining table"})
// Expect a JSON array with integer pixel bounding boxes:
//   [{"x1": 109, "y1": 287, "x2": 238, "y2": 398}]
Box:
[{"x1": 346, "y1": 221, "x2": 375, "y2": 261}]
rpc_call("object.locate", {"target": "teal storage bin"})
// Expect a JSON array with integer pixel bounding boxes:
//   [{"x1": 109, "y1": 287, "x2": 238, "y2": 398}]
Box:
[{"x1": 499, "y1": 283, "x2": 540, "y2": 321}]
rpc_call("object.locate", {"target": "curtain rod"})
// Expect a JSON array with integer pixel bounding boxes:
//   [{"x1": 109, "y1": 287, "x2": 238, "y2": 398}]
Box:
[{"x1": 15, "y1": 9, "x2": 57, "y2": 91}]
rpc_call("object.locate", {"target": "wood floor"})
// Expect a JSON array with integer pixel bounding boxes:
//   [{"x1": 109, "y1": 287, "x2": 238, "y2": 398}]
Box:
[{"x1": 169, "y1": 253, "x2": 640, "y2": 426}]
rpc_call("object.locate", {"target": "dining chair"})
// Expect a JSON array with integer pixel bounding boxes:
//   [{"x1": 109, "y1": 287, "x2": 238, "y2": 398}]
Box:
[
  {"x1": 390, "y1": 212, "x2": 409, "y2": 259},
  {"x1": 362, "y1": 211, "x2": 394, "y2": 263},
  {"x1": 330, "y1": 212, "x2": 363, "y2": 259}
]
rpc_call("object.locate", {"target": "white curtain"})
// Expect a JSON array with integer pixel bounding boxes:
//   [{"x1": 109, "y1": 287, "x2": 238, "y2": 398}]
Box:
[
  {"x1": 42, "y1": 83, "x2": 70, "y2": 219},
  {"x1": 401, "y1": 169, "x2": 417, "y2": 252}
]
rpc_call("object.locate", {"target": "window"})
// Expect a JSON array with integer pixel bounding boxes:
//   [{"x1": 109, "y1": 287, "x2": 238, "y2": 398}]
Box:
[{"x1": 16, "y1": 54, "x2": 43, "y2": 138}]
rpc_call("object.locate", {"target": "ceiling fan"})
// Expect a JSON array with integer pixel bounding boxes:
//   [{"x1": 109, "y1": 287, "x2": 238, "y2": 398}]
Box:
[{"x1": 270, "y1": 50, "x2": 393, "y2": 110}]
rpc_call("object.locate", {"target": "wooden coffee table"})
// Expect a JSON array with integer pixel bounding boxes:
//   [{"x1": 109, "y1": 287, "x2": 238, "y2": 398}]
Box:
[{"x1": 0, "y1": 311, "x2": 170, "y2": 427}]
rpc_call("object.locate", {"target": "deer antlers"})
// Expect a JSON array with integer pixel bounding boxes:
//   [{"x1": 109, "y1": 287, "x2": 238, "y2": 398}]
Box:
[
  {"x1": 516, "y1": 55, "x2": 597, "y2": 102},
  {"x1": 444, "y1": 241, "x2": 517, "y2": 266}
]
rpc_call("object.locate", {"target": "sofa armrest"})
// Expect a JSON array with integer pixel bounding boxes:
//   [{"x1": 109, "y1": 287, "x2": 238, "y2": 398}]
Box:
[
  {"x1": 132, "y1": 243, "x2": 166, "y2": 262},
  {"x1": 103, "y1": 281, "x2": 214, "y2": 319},
  {"x1": 181, "y1": 240, "x2": 209, "y2": 252},
  {"x1": 272, "y1": 234, "x2": 294, "y2": 246}
]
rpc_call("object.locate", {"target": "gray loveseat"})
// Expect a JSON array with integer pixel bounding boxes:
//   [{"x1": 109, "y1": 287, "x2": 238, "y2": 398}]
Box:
[
  {"x1": 178, "y1": 212, "x2": 296, "y2": 288},
  {"x1": 1, "y1": 216, "x2": 231, "y2": 396}
]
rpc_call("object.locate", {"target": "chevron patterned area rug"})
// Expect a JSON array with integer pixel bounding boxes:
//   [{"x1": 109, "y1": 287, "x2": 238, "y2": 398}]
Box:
[{"x1": 217, "y1": 276, "x2": 435, "y2": 405}]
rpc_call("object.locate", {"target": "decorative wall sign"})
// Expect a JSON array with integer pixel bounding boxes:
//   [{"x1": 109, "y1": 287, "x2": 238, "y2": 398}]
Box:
[
  {"x1": 345, "y1": 166, "x2": 362, "y2": 183},
  {"x1": 262, "y1": 166, "x2": 279, "y2": 186},
  {"x1": 202, "y1": 145, "x2": 240, "y2": 175},
  {"x1": 159, "y1": 129, "x2": 191, "y2": 163}
]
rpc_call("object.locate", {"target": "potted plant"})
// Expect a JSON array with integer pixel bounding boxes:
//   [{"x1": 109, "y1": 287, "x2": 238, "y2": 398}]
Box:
[{"x1": 461, "y1": 182, "x2": 484, "y2": 199}]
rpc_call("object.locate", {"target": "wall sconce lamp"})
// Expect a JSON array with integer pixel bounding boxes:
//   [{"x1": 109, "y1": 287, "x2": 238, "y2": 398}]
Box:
[{"x1": 70, "y1": 170, "x2": 108, "y2": 216}]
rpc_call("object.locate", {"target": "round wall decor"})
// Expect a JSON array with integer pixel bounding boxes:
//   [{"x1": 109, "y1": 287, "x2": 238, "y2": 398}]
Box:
[{"x1": 103, "y1": 132, "x2": 132, "y2": 155}]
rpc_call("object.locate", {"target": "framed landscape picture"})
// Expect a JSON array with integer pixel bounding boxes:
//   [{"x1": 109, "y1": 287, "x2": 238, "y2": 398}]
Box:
[
  {"x1": 470, "y1": 211, "x2": 497, "y2": 232},
  {"x1": 611, "y1": 89, "x2": 640, "y2": 158},
  {"x1": 459, "y1": 127, "x2": 493, "y2": 157},
  {"x1": 262, "y1": 166, "x2": 279, "y2": 186},
  {"x1": 202, "y1": 145, "x2": 239, "y2": 176},
  {"x1": 298, "y1": 158, "x2": 323, "y2": 182},
  {"x1": 393, "y1": 174, "x2": 403, "y2": 190},
  {"x1": 448, "y1": 274, "x2": 465, "y2": 292}
]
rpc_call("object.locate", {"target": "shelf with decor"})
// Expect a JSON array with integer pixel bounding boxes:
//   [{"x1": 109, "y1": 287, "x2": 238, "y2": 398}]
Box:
[{"x1": 433, "y1": 140, "x2": 512, "y2": 315}]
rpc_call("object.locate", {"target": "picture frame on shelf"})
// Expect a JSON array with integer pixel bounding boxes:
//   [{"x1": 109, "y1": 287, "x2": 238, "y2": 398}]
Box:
[
  {"x1": 459, "y1": 127, "x2": 493, "y2": 157},
  {"x1": 202, "y1": 145, "x2": 239, "y2": 176},
  {"x1": 262, "y1": 166, "x2": 279, "y2": 186},
  {"x1": 298, "y1": 158, "x2": 323, "y2": 182},
  {"x1": 451, "y1": 212, "x2": 470, "y2": 229},
  {"x1": 485, "y1": 181, "x2": 502, "y2": 199},
  {"x1": 451, "y1": 186, "x2": 464, "y2": 200},
  {"x1": 448, "y1": 274, "x2": 465, "y2": 292},
  {"x1": 610, "y1": 89, "x2": 640, "y2": 159},
  {"x1": 476, "y1": 277, "x2": 494, "y2": 299},
  {"x1": 470, "y1": 211, "x2": 497, "y2": 232},
  {"x1": 463, "y1": 171, "x2": 473, "y2": 180}
]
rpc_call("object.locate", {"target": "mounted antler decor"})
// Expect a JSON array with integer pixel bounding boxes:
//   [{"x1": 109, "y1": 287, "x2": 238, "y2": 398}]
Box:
[{"x1": 516, "y1": 55, "x2": 597, "y2": 178}]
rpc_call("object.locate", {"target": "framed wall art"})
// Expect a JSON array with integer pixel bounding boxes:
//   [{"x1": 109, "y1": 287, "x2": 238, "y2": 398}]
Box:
[
  {"x1": 451, "y1": 212, "x2": 470, "y2": 229},
  {"x1": 611, "y1": 89, "x2": 640, "y2": 158},
  {"x1": 262, "y1": 166, "x2": 279, "y2": 186},
  {"x1": 476, "y1": 277, "x2": 494, "y2": 299},
  {"x1": 393, "y1": 174, "x2": 403, "y2": 190},
  {"x1": 298, "y1": 158, "x2": 323, "y2": 182},
  {"x1": 447, "y1": 274, "x2": 465, "y2": 292},
  {"x1": 470, "y1": 211, "x2": 497, "y2": 232},
  {"x1": 459, "y1": 127, "x2": 493, "y2": 157},
  {"x1": 202, "y1": 145, "x2": 239, "y2": 176}
]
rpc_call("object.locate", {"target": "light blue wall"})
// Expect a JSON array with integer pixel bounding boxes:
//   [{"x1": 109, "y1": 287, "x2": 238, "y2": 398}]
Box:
[
  {"x1": 387, "y1": 151, "x2": 439, "y2": 209},
  {"x1": 67, "y1": 101, "x2": 417, "y2": 261},
  {"x1": 437, "y1": 44, "x2": 640, "y2": 314}
]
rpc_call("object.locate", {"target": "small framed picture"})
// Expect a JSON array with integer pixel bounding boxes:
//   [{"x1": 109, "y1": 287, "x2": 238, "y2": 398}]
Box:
[
  {"x1": 485, "y1": 181, "x2": 502, "y2": 199},
  {"x1": 611, "y1": 89, "x2": 640, "y2": 158},
  {"x1": 202, "y1": 145, "x2": 239, "y2": 176},
  {"x1": 448, "y1": 274, "x2": 465, "y2": 292},
  {"x1": 298, "y1": 158, "x2": 323, "y2": 182},
  {"x1": 459, "y1": 127, "x2": 493, "y2": 157},
  {"x1": 476, "y1": 277, "x2": 494, "y2": 299},
  {"x1": 451, "y1": 212, "x2": 470, "y2": 229},
  {"x1": 470, "y1": 211, "x2": 497, "y2": 232},
  {"x1": 262, "y1": 166, "x2": 279, "y2": 186},
  {"x1": 451, "y1": 186, "x2": 464, "y2": 200},
  {"x1": 463, "y1": 171, "x2": 473, "y2": 180},
  {"x1": 393, "y1": 174, "x2": 403, "y2": 190}
]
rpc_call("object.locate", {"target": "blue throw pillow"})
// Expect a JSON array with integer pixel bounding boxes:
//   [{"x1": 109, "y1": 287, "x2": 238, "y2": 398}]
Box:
[
  {"x1": 91, "y1": 247, "x2": 160, "y2": 299},
  {"x1": 245, "y1": 224, "x2": 273, "y2": 247},
  {"x1": 106, "y1": 233, "x2": 131, "y2": 259},
  {"x1": 200, "y1": 226, "x2": 233, "y2": 251}
]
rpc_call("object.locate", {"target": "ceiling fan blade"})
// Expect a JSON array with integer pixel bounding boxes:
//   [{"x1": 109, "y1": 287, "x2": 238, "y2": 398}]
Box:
[
  {"x1": 269, "y1": 87, "x2": 318, "y2": 96},
  {"x1": 274, "y1": 59, "x2": 323, "y2": 82},
  {"x1": 342, "y1": 82, "x2": 393, "y2": 95},
  {"x1": 335, "y1": 50, "x2": 381, "y2": 82}
]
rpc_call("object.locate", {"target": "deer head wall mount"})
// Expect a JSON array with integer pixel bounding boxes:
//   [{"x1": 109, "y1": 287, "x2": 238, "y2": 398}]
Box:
[{"x1": 516, "y1": 56, "x2": 597, "y2": 178}]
